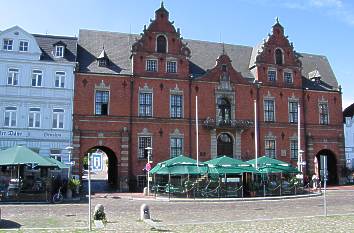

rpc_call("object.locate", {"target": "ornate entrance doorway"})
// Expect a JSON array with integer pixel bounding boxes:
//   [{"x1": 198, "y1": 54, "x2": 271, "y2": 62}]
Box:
[
  {"x1": 83, "y1": 146, "x2": 118, "y2": 192},
  {"x1": 217, "y1": 133, "x2": 233, "y2": 157}
]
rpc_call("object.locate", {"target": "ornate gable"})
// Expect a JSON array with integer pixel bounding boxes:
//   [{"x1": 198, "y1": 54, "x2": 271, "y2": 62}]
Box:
[
  {"x1": 131, "y1": 3, "x2": 190, "y2": 57},
  {"x1": 131, "y1": 3, "x2": 190, "y2": 78},
  {"x1": 200, "y1": 51, "x2": 248, "y2": 85},
  {"x1": 255, "y1": 19, "x2": 301, "y2": 67}
]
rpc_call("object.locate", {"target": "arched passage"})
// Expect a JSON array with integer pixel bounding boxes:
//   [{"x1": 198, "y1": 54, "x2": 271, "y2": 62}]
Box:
[
  {"x1": 315, "y1": 149, "x2": 338, "y2": 185},
  {"x1": 217, "y1": 133, "x2": 233, "y2": 157},
  {"x1": 83, "y1": 146, "x2": 118, "y2": 192}
]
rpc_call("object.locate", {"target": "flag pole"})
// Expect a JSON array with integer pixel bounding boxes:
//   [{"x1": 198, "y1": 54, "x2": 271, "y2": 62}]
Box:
[
  {"x1": 297, "y1": 103, "x2": 301, "y2": 172},
  {"x1": 196, "y1": 96, "x2": 199, "y2": 167},
  {"x1": 254, "y1": 100, "x2": 258, "y2": 170}
]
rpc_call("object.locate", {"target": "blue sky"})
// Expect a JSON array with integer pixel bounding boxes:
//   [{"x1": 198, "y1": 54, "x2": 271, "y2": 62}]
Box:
[{"x1": 1, "y1": 0, "x2": 353, "y2": 108}]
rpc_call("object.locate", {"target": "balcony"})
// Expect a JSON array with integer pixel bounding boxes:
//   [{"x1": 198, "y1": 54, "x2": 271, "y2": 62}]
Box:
[{"x1": 203, "y1": 117, "x2": 254, "y2": 130}]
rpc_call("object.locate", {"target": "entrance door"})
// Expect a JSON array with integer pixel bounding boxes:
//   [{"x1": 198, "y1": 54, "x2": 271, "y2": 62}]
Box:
[{"x1": 217, "y1": 133, "x2": 233, "y2": 157}]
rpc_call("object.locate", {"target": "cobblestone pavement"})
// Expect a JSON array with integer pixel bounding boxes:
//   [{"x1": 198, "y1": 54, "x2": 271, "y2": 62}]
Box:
[{"x1": 0, "y1": 189, "x2": 353, "y2": 232}]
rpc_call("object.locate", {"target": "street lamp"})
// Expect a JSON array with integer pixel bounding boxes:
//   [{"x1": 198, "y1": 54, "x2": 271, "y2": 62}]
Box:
[
  {"x1": 65, "y1": 146, "x2": 73, "y2": 179},
  {"x1": 145, "y1": 146, "x2": 152, "y2": 196}
]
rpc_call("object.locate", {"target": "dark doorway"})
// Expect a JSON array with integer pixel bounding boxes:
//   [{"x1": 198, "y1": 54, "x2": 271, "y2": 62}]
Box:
[
  {"x1": 83, "y1": 146, "x2": 118, "y2": 192},
  {"x1": 316, "y1": 149, "x2": 338, "y2": 185},
  {"x1": 217, "y1": 133, "x2": 233, "y2": 157}
]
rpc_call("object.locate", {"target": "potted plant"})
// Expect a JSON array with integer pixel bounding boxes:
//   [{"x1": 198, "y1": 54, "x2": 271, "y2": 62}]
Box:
[{"x1": 67, "y1": 178, "x2": 80, "y2": 199}]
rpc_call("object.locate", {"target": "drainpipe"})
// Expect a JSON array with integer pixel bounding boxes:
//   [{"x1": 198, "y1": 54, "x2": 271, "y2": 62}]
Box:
[
  {"x1": 128, "y1": 77, "x2": 134, "y2": 188},
  {"x1": 189, "y1": 77, "x2": 192, "y2": 157}
]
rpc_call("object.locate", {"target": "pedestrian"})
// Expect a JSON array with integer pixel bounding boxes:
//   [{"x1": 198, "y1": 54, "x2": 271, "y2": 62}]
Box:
[{"x1": 312, "y1": 174, "x2": 318, "y2": 190}]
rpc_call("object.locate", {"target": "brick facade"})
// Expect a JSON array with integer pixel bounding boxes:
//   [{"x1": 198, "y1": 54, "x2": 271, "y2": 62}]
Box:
[{"x1": 73, "y1": 4, "x2": 345, "y2": 191}]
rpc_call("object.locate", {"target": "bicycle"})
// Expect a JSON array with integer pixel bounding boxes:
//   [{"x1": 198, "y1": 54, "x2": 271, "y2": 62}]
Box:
[{"x1": 52, "y1": 186, "x2": 63, "y2": 203}]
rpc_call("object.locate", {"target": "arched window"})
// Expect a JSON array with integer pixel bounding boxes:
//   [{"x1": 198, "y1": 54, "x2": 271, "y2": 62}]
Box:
[
  {"x1": 156, "y1": 35, "x2": 167, "y2": 53},
  {"x1": 217, "y1": 98, "x2": 231, "y2": 124},
  {"x1": 275, "y1": 49, "x2": 283, "y2": 65}
]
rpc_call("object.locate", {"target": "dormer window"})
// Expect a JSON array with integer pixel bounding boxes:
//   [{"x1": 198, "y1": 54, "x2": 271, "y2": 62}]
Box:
[
  {"x1": 55, "y1": 46, "x2": 64, "y2": 57},
  {"x1": 156, "y1": 35, "x2": 167, "y2": 53},
  {"x1": 3, "y1": 39, "x2": 13, "y2": 51},
  {"x1": 275, "y1": 48, "x2": 283, "y2": 65},
  {"x1": 97, "y1": 47, "x2": 109, "y2": 67},
  {"x1": 98, "y1": 59, "x2": 107, "y2": 67},
  {"x1": 19, "y1": 40, "x2": 29, "y2": 52}
]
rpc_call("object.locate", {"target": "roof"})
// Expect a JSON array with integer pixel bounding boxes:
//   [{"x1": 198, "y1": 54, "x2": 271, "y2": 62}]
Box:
[
  {"x1": 344, "y1": 103, "x2": 354, "y2": 119},
  {"x1": 77, "y1": 29, "x2": 338, "y2": 88},
  {"x1": 33, "y1": 34, "x2": 77, "y2": 63}
]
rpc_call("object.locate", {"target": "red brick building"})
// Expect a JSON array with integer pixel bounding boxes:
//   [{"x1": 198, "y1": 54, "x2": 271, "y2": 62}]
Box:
[{"x1": 73, "y1": 4, "x2": 345, "y2": 191}]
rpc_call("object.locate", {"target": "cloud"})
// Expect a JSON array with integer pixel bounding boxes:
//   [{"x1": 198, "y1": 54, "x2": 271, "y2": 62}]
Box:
[{"x1": 309, "y1": 0, "x2": 343, "y2": 8}]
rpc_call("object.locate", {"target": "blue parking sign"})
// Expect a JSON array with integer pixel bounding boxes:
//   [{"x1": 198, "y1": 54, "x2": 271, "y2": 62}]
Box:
[{"x1": 91, "y1": 153, "x2": 103, "y2": 171}]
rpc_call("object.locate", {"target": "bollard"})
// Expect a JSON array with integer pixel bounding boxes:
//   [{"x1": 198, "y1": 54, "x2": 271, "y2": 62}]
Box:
[
  {"x1": 140, "y1": 204, "x2": 150, "y2": 220},
  {"x1": 93, "y1": 203, "x2": 107, "y2": 225},
  {"x1": 143, "y1": 187, "x2": 148, "y2": 196}
]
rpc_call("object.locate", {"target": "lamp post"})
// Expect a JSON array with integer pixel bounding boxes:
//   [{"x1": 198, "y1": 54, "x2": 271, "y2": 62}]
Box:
[
  {"x1": 65, "y1": 146, "x2": 73, "y2": 179},
  {"x1": 145, "y1": 146, "x2": 152, "y2": 196}
]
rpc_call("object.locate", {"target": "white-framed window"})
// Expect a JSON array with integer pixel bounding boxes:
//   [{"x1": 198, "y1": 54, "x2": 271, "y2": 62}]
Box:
[
  {"x1": 138, "y1": 136, "x2": 152, "y2": 159},
  {"x1": 28, "y1": 107, "x2": 41, "y2": 128},
  {"x1": 7, "y1": 68, "x2": 19, "y2": 86},
  {"x1": 55, "y1": 46, "x2": 64, "y2": 57},
  {"x1": 4, "y1": 106, "x2": 17, "y2": 127},
  {"x1": 290, "y1": 139, "x2": 298, "y2": 160},
  {"x1": 50, "y1": 149, "x2": 62, "y2": 162},
  {"x1": 170, "y1": 137, "x2": 183, "y2": 158},
  {"x1": 19, "y1": 40, "x2": 29, "y2": 52},
  {"x1": 167, "y1": 61, "x2": 177, "y2": 73},
  {"x1": 284, "y1": 71, "x2": 293, "y2": 84},
  {"x1": 265, "y1": 139, "x2": 276, "y2": 158},
  {"x1": 32, "y1": 70, "x2": 43, "y2": 87},
  {"x1": 146, "y1": 59, "x2": 157, "y2": 72},
  {"x1": 319, "y1": 102, "x2": 329, "y2": 125},
  {"x1": 95, "y1": 90, "x2": 109, "y2": 115},
  {"x1": 55, "y1": 71, "x2": 65, "y2": 88},
  {"x1": 268, "y1": 69, "x2": 276, "y2": 82},
  {"x1": 52, "y1": 108, "x2": 64, "y2": 129},
  {"x1": 264, "y1": 99, "x2": 275, "y2": 122},
  {"x1": 288, "y1": 101, "x2": 298, "y2": 123},
  {"x1": 170, "y1": 94, "x2": 183, "y2": 118},
  {"x1": 139, "y1": 92, "x2": 153, "y2": 117},
  {"x1": 3, "y1": 39, "x2": 13, "y2": 51}
]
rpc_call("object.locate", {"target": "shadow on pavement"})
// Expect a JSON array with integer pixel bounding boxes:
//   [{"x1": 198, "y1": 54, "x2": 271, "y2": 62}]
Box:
[{"x1": 0, "y1": 219, "x2": 21, "y2": 229}]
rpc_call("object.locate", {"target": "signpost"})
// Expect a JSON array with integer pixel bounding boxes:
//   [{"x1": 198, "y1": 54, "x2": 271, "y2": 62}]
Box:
[
  {"x1": 321, "y1": 155, "x2": 327, "y2": 217},
  {"x1": 88, "y1": 152, "x2": 103, "y2": 231},
  {"x1": 145, "y1": 147, "x2": 152, "y2": 196}
]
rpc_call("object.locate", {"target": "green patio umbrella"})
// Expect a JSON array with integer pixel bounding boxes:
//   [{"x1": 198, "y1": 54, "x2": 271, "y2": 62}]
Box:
[
  {"x1": 150, "y1": 155, "x2": 208, "y2": 175},
  {"x1": 206, "y1": 155, "x2": 258, "y2": 175},
  {"x1": 0, "y1": 145, "x2": 57, "y2": 167},
  {"x1": 247, "y1": 156, "x2": 290, "y2": 167},
  {"x1": 43, "y1": 156, "x2": 69, "y2": 169},
  {"x1": 247, "y1": 156, "x2": 299, "y2": 174}
]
